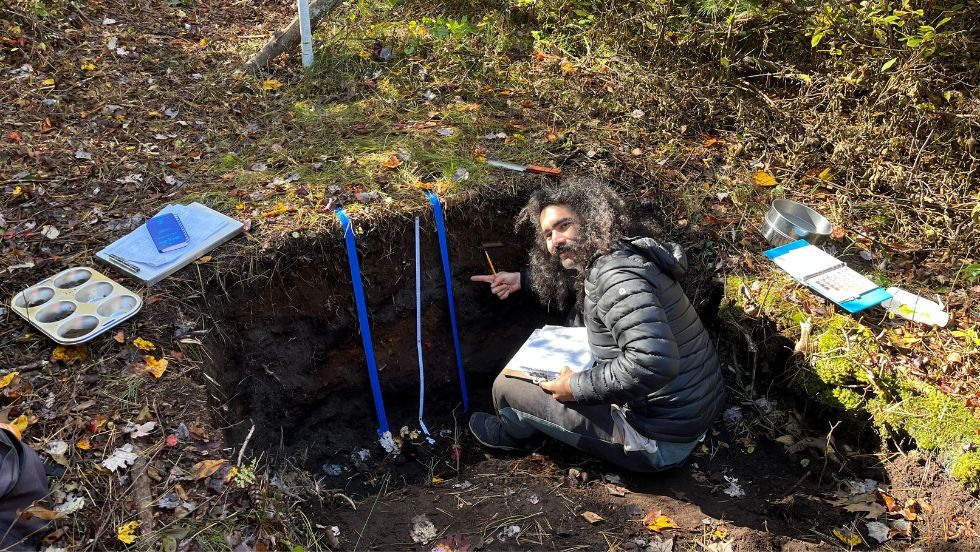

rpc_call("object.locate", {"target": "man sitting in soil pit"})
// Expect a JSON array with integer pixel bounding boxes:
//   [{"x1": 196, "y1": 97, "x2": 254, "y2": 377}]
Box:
[{"x1": 469, "y1": 177, "x2": 725, "y2": 472}]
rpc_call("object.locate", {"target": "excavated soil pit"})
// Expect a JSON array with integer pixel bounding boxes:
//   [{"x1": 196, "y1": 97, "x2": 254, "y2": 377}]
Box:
[{"x1": 204, "y1": 192, "x2": 561, "y2": 474}]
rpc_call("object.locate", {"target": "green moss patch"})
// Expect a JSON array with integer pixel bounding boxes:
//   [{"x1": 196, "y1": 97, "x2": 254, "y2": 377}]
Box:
[{"x1": 723, "y1": 274, "x2": 980, "y2": 489}]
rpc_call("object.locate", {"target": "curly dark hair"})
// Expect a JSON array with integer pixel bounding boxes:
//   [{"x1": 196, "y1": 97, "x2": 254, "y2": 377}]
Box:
[{"x1": 515, "y1": 176, "x2": 631, "y2": 308}]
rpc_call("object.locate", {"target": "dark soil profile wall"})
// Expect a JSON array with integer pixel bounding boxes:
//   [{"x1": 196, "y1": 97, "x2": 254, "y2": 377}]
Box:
[{"x1": 202, "y1": 189, "x2": 560, "y2": 468}]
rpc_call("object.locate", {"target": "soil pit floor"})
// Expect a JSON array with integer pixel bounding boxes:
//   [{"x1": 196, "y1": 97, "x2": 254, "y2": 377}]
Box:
[{"x1": 293, "y1": 391, "x2": 976, "y2": 552}]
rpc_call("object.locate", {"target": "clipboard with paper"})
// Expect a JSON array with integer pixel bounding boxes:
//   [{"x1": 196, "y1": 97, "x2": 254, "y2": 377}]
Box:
[
  {"x1": 764, "y1": 240, "x2": 892, "y2": 313},
  {"x1": 502, "y1": 325, "x2": 594, "y2": 384}
]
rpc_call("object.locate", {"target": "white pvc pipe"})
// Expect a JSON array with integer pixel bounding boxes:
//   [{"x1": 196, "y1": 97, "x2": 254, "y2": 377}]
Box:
[{"x1": 296, "y1": 0, "x2": 314, "y2": 68}]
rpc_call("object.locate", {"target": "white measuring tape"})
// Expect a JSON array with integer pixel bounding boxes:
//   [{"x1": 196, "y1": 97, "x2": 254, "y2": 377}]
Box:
[{"x1": 415, "y1": 217, "x2": 434, "y2": 442}]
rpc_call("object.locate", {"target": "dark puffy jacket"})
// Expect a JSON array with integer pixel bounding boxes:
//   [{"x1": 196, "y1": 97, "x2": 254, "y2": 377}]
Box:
[{"x1": 569, "y1": 237, "x2": 726, "y2": 443}]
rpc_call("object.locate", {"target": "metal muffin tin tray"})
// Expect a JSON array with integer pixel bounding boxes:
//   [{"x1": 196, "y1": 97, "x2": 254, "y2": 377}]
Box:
[{"x1": 9, "y1": 266, "x2": 143, "y2": 345}]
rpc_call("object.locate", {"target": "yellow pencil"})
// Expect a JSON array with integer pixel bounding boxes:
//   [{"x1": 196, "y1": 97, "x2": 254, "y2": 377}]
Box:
[{"x1": 484, "y1": 250, "x2": 497, "y2": 277}]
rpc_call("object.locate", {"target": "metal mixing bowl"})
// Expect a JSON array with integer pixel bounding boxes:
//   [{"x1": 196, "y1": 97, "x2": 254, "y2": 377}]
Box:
[{"x1": 761, "y1": 199, "x2": 832, "y2": 247}]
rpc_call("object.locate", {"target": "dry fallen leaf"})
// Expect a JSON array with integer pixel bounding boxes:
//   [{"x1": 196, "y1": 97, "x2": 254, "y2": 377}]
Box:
[
  {"x1": 844, "y1": 501, "x2": 887, "y2": 519},
  {"x1": 877, "y1": 490, "x2": 899, "y2": 512},
  {"x1": 752, "y1": 170, "x2": 778, "y2": 188},
  {"x1": 132, "y1": 337, "x2": 155, "y2": 352},
  {"x1": 144, "y1": 356, "x2": 168, "y2": 378},
  {"x1": 113, "y1": 330, "x2": 125, "y2": 343},
  {"x1": 605, "y1": 484, "x2": 629, "y2": 497},
  {"x1": 24, "y1": 506, "x2": 65, "y2": 520},
  {"x1": 832, "y1": 527, "x2": 862, "y2": 547},
  {"x1": 581, "y1": 511, "x2": 603, "y2": 524},
  {"x1": 262, "y1": 78, "x2": 283, "y2": 91},
  {"x1": 51, "y1": 345, "x2": 90, "y2": 363},
  {"x1": 642, "y1": 510, "x2": 678, "y2": 533},
  {"x1": 11, "y1": 414, "x2": 28, "y2": 434},
  {"x1": 190, "y1": 459, "x2": 228, "y2": 480},
  {"x1": 76, "y1": 437, "x2": 92, "y2": 450},
  {"x1": 381, "y1": 155, "x2": 403, "y2": 169},
  {"x1": 0, "y1": 372, "x2": 18, "y2": 389},
  {"x1": 117, "y1": 521, "x2": 140, "y2": 544}
]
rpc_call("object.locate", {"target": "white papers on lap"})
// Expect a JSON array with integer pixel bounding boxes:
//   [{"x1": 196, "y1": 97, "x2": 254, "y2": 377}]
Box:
[
  {"x1": 102, "y1": 204, "x2": 228, "y2": 267},
  {"x1": 504, "y1": 325, "x2": 593, "y2": 377}
]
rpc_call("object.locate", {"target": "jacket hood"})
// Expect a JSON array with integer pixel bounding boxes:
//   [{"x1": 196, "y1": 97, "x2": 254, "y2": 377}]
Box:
[{"x1": 620, "y1": 237, "x2": 688, "y2": 281}]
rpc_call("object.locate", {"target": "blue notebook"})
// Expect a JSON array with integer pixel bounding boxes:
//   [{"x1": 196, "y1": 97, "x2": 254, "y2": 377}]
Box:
[
  {"x1": 146, "y1": 213, "x2": 190, "y2": 253},
  {"x1": 764, "y1": 240, "x2": 891, "y2": 313}
]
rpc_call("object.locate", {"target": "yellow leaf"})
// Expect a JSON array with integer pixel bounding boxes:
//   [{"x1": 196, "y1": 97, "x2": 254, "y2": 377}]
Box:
[
  {"x1": 560, "y1": 62, "x2": 577, "y2": 74},
  {"x1": 818, "y1": 167, "x2": 833, "y2": 180},
  {"x1": 224, "y1": 466, "x2": 238, "y2": 483},
  {"x1": 431, "y1": 476, "x2": 445, "y2": 484},
  {"x1": 199, "y1": 38, "x2": 208, "y2": 46},
  {"x1": 148, "y1": 111, "x2": 163, "y2": 118},
  {"x1": 832, "y1": 528, "x2": 862, "y2": 547},
  {"x1": 381, "y1": 155, "x2": 403, "y2": 169},
  {"x1": 190, "y1": 459, "x2": 228, "y2": 480},
  {"x1": 80, "y1": 62, "x2": 95, "y2": 71},
  {"x1": 144, "y1": 356, "x2": 168, "y2": 378},
  {"x1": 712, "y1": 528, "x2": 729, "y2": 540},
  {"x1": 358, "y1": 48, "x2": 371, "y2": 59},
  {"x1": 132, "y1": 337, "x2": 155, "y2": 352},
  {"x1": 641, "y1": 510, "x2": 678, "y2": 532},
  {"x1": 498, "y1": 89, "x2": 513, "y2": 96},
  {"x1": 11, "y1": 414, "x2": 28, "y2": 434},
  {"x1": 235, "y1": 203, "x2": 245, "y2": 211},
  {"x1": 76, "y1": 437, "x2": 92, "y2": 450},
  {"x1": 261, "y1": 203, "x2": 289, "y2": 218},
  {"x1": 117, "y1": 521, "x2": 140, "y2": 544},
  {"x1": 11, "y1": 186, "x2": 23, "y2": 196},
  {"x1": 646, "y1": 515, "x2": 678, "y2": 532},
  {"x1": 0, "y1": 372, "x2": 19, "y2": 389},
  {"x1": 51, "y1": 345, "x2": 90, "y2": 363},
  {"x1": 262, "y1": 79, "x2": 283, "y2": 91},
  {"x1": 752, "y1": 171, "x2": 778, "y2": 188},
  {"x1": 42, "y1": 78, "x2": 55, "y2": 86}
]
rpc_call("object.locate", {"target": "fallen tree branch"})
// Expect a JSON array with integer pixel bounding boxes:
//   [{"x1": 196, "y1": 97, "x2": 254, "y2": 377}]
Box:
[{"x1": 243, "y1": 0, "x2": 344, "y2": 73}]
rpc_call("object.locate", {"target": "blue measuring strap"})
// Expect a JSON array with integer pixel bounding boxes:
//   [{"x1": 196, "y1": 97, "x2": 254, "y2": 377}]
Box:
[
  {"x1": 336, "y1": 209, "x2": 389, "y2": 435},
  {"x1": 424, "y1": 191, "x2": 469, "y2": 411}
]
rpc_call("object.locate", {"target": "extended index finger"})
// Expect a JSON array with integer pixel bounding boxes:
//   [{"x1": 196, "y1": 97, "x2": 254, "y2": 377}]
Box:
[{"x1": 470, "y1": 274, "x2": 495, "y2": 284}]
